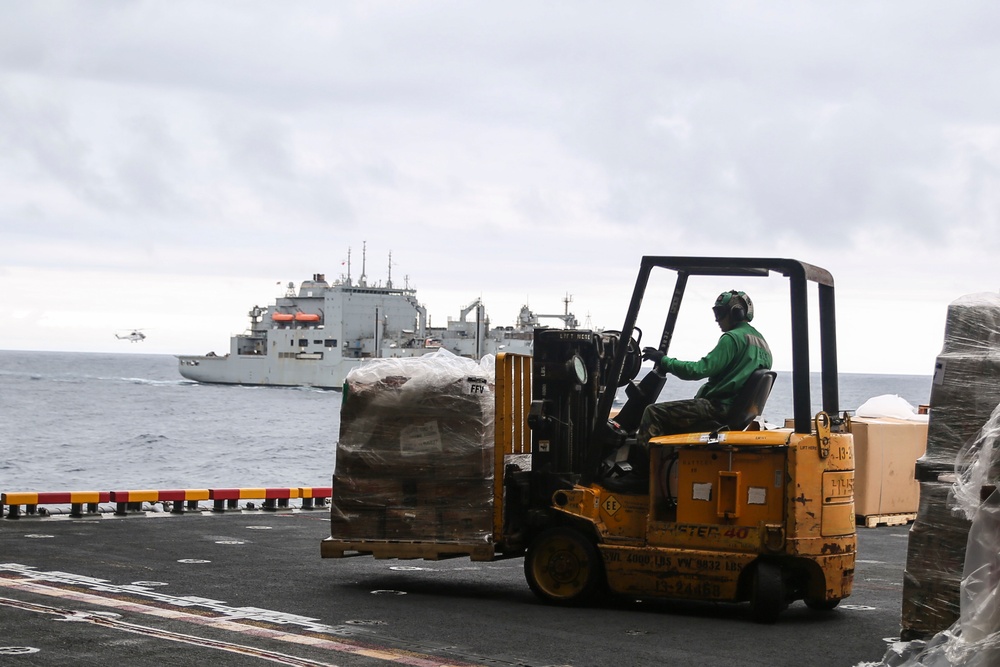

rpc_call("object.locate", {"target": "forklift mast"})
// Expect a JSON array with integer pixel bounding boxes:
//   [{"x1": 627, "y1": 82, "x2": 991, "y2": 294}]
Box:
[
  {"x1": 528, "y1": 328, "x2": 619, "y2": 477},
  {"x1": 596, "y1": 256, "x2": 841, "y2": 436}
]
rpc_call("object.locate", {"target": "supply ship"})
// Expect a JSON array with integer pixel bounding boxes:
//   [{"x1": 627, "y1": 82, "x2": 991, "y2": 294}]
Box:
[{"x1": 177, "y1": 254, "x2": 580, "y2": 389}]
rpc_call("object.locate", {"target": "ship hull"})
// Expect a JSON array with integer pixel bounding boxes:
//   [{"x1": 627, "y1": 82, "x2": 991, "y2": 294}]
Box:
[{"x1": 177, "y1": 354, "x2": 357, "y2": 389}]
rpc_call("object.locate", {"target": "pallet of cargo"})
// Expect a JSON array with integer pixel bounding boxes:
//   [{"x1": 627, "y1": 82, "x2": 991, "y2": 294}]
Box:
[
  {"x1": 858, "y1": 512, "x2": 917, "y2": 528},
  {"x1": 320, "y1": 538, "x2": 497, "y2": 562}
]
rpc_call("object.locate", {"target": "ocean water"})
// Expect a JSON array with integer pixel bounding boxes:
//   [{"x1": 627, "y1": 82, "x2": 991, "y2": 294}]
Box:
[
  {"x1": 0, "y1": 350, "x2": 340, "y2": 491},
  {"x1": 0, "y1": 350, "x2": 932, "y2": 492}
]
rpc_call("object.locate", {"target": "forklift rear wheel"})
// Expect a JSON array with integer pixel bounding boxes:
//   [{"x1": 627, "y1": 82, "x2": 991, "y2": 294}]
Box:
[
  {"x1": 805, "y1": 597, "x2": 841, "y2": 611},
  {"x1": 749, "y1": 561, "x2": 786, "y2": 623},
  {"x1": 524, "y1": 527, "x2": 603, "y2": 605}
]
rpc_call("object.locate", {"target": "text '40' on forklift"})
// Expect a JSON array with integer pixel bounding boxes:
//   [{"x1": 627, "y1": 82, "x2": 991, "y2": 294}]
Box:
[{"x1": 513, "y1": 257, "x2": 854, "y2": 623}]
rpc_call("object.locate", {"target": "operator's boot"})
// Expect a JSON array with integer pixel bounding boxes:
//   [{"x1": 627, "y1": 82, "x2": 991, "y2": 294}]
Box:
[{"x1": 599, "y1": 440, "x2": 649, "y2": 493}]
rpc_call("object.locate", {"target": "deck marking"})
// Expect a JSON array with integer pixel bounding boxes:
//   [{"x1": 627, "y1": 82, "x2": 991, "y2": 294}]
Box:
[
  {"x1": 0, "y1": 564, "x2": 480, "y2": 666},
  {"x1": 0, "y1": 596, "x2": 338, "y2": 667}
]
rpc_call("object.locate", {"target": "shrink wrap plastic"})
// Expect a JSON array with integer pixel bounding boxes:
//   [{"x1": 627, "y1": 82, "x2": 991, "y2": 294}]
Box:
[
  {"x1": 864, "y1": 294, "x2": 1000, "y2": 666},
  {"x1": 331, "y1": 349, "x2": 497, "y2": 543},
  {"x1": 918, "y1": 293, "x2": 1000, "y2": 473},
  {"x1": 856, "y1": 394, "x2": 928, "y2": 422}
]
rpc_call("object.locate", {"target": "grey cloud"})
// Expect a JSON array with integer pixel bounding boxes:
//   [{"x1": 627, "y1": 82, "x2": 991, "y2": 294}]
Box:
[{"x1": 3, "y1": 1, "x2": 1000, "y2": 268}]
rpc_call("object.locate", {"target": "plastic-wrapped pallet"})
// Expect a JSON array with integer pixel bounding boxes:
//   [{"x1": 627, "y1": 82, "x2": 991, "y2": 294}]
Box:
[
  {"x1": 875, "y1": 402, "x2": 1000, "y2": 666},
  {"x1": 918, "y1": 293, "x2": 1000, "y2": 476},
  {"x1": 900, "y1": 480, "x2": 972, "y2": 639},
  {"x1": 900, "y1": 292, "x2": 1000, "y2": 642},
  {"x1": 331, "y1": 349, "x2": 495, "y2": 544}
]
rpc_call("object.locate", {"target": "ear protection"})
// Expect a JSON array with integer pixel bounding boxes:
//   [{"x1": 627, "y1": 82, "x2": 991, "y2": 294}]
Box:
[{"x1": 714, "y1": 290, "x2": 754, "y2": 323}]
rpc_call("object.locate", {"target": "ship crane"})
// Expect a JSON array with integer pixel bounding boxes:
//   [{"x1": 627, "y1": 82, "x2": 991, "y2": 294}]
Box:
[
  {"x1": 458, "y1": 298, "x2": 484, "y2": 322},
  {"x1": 532, "y1": 312, "x2": 580, "y2": 329},
  {"x1": 518, "y1": 293, "x2": 580, "y2": 330}
]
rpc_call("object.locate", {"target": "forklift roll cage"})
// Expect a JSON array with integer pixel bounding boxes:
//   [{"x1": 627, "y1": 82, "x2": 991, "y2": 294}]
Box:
[{"x1": 598, "y1": 256, "x2": 840, "y2": 438}]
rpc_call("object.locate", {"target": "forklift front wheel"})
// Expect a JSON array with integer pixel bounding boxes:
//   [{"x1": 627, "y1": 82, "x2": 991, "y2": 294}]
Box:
[
  {"x1": 524, "y1": 527, "x2": 603, "y2": 606},
  {"x1": 805, "y1": 597, "x2": 841, "y2": 611},
  {"x1": 749, "y1": 561, "x2": 787, "y2": 624}
]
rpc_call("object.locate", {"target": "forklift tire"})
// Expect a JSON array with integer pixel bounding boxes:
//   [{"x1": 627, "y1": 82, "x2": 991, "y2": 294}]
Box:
[
  {"x1": 524, "y1": 527, "x2": 603, "y2": 606},
  {"x1": 749, "y1": 561, "x2": 786, "y2": 624},
  {"x1": 805, "y1": 597, "x2": 841, "y2": 611}
]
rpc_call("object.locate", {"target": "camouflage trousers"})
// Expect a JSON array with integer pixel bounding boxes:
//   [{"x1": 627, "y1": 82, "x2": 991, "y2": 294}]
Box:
[{"x1": 637, "y1": 398, "x2": 726, "y2": 448}]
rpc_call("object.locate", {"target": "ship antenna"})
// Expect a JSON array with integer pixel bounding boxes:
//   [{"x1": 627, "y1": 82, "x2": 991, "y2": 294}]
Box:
[
  {"x1": 345, "y1": 247, "x2": 352, "y2": 286},
  {"x1": 387, "y1": 250, "x2": 393, "y2": 289},
  {"x1": 359, "y1": 241, "x2": 368, "y2": 288}
]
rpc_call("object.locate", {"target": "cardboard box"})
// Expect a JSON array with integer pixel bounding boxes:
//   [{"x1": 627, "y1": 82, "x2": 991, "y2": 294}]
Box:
[{"x1": 850, "y1": 417, "x2": 928, "y2": 517}]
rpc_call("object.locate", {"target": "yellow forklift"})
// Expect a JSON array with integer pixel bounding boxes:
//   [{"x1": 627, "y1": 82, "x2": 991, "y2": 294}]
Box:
[
  {"x1": 510, "y1": 256, "x2": 855, "y2": 622},
  {"x1": 323, "y1": 256, "x2": 855, "y2": 623}
]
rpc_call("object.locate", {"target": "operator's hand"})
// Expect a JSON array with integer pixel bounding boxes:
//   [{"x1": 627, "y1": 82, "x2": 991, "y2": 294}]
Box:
[{"x1": 641, "y1": 347, "x2": 663, "y2": 363}]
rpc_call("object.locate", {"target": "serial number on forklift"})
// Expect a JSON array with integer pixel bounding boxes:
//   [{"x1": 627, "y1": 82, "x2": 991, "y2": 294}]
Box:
[
  {"x1": 605, "y1": 551, "x2": 741, "y2": 574},
  {"x1": 655, "y1": 580, "x2": 723, "y2": 598}
]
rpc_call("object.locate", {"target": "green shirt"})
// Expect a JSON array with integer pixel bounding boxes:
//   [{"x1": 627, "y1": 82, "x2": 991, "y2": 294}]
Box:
[{"x1": 659, "y1": 321, "x2": 772, "y2": 410}]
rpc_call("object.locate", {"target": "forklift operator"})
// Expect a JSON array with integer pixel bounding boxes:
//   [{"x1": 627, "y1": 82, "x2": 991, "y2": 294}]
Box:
[{"x1": 637, "y1": 290, "x2": 772, "y2": 448}]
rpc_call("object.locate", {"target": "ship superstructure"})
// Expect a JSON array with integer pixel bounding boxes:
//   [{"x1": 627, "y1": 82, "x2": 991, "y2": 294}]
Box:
[{"x1": 177, "y1": 259, "x2": 578, "y2": 389}]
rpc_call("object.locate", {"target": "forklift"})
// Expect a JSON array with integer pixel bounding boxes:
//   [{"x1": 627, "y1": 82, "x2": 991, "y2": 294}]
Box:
[
  {"x1": 322, "y1": 256, "x2": 855, "y2": 623},
  {"x1": 510, "y1": 256, "x2": 854, "y2": 622}
]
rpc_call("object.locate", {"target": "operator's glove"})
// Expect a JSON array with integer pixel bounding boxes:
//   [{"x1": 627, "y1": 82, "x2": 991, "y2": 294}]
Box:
[{"x1": 641, "y1": 347, "x2": 663, "y2": 364}]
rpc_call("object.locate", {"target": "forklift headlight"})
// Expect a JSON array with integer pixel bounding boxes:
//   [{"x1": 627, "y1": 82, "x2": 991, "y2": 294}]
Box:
[{"x1": 567, "y1": 354, "x2": 588, "y2": 384}]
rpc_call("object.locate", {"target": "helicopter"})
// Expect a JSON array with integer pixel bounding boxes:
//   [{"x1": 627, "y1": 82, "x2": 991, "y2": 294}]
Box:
[{"x1": 115, "y1": 330, "x2": 147, "y2": 343}]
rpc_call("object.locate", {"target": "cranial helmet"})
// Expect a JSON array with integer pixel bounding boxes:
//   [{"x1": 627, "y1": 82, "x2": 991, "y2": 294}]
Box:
[{"x1": 713, "y1": 290, "x2": 754, "y2": 323}]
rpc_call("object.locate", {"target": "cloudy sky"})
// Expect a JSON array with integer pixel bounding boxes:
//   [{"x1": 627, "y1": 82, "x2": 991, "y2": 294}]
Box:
[{"x1": 2, "y1": 1, "x2": 998, "y2": 375}]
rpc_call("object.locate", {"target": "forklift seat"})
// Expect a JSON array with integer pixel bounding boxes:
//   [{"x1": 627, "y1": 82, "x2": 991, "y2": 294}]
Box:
[{"x1": 724, "y1": 368, "x2": 777, "y2": 431}]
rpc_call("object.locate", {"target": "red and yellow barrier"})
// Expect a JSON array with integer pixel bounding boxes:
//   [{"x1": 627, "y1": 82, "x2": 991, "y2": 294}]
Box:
[
  {"x1": 1, "y1": 491, "x2": 110, "y2": 519},
  {"x1": 110, "y1": 489, "x2": 211, "y2": 515},
  {"x1": 1, "y1": 485, "x2": 331, "y2": 519},
  {"x1": 299, "y1": 486, "x2": 332, "y2": 510},
  {"x1": 210, "y1": 487, "x2": 301, "y2": 512}
]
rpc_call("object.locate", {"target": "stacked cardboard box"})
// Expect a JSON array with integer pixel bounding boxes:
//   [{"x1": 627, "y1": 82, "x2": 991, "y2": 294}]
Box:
[
  {"x1": 782, "y1": 416, "x2": 927, "y2": 520},
  {"x1": 330, "y1": 353, "x2": 495, "y2": 544},
  {"x1": 850, "y1": 417, "x2": 928, "y2": 519},
  {"x1": 901, "y1": 293, "x2": 1000, "y2": 640}
]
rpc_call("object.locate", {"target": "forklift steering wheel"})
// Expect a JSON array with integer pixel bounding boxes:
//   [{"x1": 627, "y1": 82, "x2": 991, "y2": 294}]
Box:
[{"x1": 608, "y1": 328, "x2": 643, "y2": 387}]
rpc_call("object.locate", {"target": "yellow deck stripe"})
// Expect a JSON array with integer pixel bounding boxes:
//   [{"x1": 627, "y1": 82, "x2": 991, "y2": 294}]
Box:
[{"x1": 0, "y1": 576, "x2": 478, "y2": 666}]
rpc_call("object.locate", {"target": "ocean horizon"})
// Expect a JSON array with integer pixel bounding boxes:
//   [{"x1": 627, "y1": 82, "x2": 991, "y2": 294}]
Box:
[{"x1": 0, "y1": 350, "x2": 932, "y2": 493}]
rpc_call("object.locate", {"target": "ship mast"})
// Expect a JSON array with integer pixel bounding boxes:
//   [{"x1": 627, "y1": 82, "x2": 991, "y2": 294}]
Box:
[
  {"x1": 387, "y1": 251, "x2": 393, "y2": 289},
  {"x1": 359, "y1": 241, "x2": 368, "y2": 288}
]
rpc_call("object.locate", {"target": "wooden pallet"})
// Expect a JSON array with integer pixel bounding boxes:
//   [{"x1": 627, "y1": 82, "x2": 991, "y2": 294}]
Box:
[
  {"x1": 858, "y1": 512, "x2": 917, "y2": 528},
  {"x1": 320, "y1": 538, "x2": 497, "y2": 561}
]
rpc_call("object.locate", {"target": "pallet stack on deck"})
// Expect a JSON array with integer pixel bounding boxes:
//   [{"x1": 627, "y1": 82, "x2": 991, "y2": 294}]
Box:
[
  {"x1": 330, "y1": 353, "x2": 495, "y2": 544},
  {"x1": 901, "y1": 293, "x2": 1000, "y2": 640}
]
